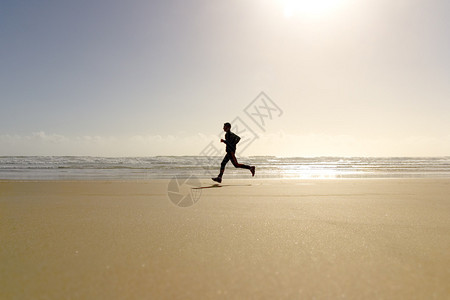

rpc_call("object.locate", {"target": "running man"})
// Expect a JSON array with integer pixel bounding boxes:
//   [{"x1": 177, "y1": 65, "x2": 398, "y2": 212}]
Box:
[{"x1": 212, "y1": 122, "x2": 255, "y2": 183}]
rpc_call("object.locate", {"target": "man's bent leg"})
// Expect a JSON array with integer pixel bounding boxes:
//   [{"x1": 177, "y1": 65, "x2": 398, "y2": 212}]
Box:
[{"x1": 229, "y1": 152, "x2": 251, "y2": 170}]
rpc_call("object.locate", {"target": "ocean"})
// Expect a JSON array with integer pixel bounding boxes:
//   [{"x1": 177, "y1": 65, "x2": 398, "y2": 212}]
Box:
[{"x1": 1, "y1": 156, "x2": 450, "y2": 180}]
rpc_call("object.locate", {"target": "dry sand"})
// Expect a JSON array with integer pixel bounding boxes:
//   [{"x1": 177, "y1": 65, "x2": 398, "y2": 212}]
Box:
[{"x1": 1, "y1": 179, "x2": 449, "y2": 299}]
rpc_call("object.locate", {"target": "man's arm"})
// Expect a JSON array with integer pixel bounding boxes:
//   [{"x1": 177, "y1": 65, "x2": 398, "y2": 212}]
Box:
[
  {"x1": 220, "y1": 139, "x2": 232, "y2": 147},
  {"x1": 221, "y1": 133, "x2": 240, "y2": 146}
]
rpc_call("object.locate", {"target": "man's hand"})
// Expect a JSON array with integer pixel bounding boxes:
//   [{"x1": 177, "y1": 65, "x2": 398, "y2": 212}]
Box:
[{"x1": 220, "y1": 139, "x2": 225, "y2": 143}]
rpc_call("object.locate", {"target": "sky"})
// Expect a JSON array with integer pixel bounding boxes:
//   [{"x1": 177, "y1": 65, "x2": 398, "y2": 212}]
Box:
[{"x1": 1, "y1": 0, "x2": 449, "y2": 157}]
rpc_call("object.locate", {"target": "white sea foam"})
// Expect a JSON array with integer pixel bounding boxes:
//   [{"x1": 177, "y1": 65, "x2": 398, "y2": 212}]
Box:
[{"x1": 0, "y1": 156, "x2": 449, "y2": 180}]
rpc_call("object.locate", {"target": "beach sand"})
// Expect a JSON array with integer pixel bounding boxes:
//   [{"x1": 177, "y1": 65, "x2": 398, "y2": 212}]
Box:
[{"x1": 1, "y1": 179, "x2": 449, "y2": 299}]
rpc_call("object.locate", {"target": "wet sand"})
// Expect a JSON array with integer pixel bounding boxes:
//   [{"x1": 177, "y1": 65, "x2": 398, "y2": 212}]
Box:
[{"x1": 1, "y1": 179, "x2": 449, "y2": 299}]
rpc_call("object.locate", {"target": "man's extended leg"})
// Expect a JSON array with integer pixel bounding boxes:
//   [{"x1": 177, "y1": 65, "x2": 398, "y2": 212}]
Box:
[
  {"x1": 212, "y1": 154, "x2": 230, "y2": 183},
  {"x1": 218, "y1": 154, "x2": 230, "y2": 178}
]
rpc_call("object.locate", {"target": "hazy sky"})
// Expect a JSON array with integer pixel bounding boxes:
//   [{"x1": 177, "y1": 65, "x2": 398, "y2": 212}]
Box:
[{"x1": 1, "y1": 0, "x2": 449, "y2": 156}]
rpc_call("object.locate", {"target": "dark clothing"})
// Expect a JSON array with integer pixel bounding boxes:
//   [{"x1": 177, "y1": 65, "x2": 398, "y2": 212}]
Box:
[
  {"x1": 224, "y1": 131, "x2": 241, "y2": 153},
  {"x1": 218, "y1": 151, "x2": 251, "y2": 177},
  {"x1": 217, "y1": 130, "x2": 251, "y2": 178}
]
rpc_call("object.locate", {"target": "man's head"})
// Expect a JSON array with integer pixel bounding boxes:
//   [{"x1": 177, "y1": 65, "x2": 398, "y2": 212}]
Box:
[{"x1": 223, "y1": 122, "x2": 231, "y2": 132}]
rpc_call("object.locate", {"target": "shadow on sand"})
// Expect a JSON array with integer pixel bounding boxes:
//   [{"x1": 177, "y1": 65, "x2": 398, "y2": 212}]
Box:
[{"x1": 193, "y1": 183, "x2": 252, "y2": 189}]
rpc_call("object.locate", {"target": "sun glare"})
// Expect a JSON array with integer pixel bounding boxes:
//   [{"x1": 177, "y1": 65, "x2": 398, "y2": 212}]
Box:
[{"x1": 283, "y1": 0, "x2": 342, "y2": 18}]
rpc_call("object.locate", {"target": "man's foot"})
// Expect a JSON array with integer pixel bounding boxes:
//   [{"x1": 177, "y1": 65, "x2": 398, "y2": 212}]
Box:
[
  {"x1": 250, "y1": 166, "x2": 255, "y2": 177},
  {"x1": 212, "y1": 177, "x2": 222, "y2": 183}
]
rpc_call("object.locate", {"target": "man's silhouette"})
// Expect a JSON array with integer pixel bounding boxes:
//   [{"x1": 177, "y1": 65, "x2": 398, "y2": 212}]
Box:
[{"x1": 212, "y1": 122, "x2": 255, "y2": 183}]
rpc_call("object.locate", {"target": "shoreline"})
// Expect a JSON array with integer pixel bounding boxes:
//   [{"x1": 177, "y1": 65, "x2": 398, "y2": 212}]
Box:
[
  {"x1": 2, "y1": 156, "x2": 450, "y2": 181},
  {"x1": 2, "y1": 175, "x2": 450, "y2": 181}
]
